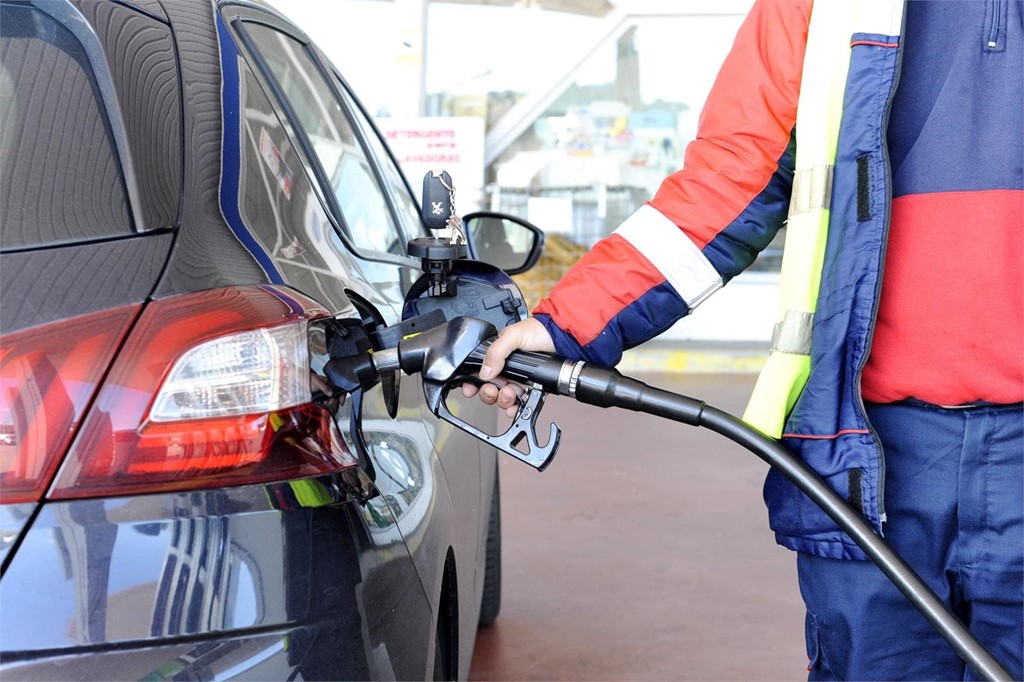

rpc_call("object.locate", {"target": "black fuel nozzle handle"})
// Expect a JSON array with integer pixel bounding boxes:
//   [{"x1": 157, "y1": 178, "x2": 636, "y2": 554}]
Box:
[
  {"x1": 423, "y1": 326, "x2": 704, "y2": 425},
  {"x1": 376, "y1": 317, "x2": 571, "y2": 392},
  {"x1": 462, "y1": 341, "x2": 569, "y2": 393},
  {"x1": 370, "y1": 317, "x2": 567, "y2": 470}
]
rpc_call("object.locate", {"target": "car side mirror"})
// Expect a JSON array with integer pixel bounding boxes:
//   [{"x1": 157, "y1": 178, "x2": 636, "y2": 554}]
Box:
[{"x1": 464, "y1": 211, "x2": 545, "y2": 275}]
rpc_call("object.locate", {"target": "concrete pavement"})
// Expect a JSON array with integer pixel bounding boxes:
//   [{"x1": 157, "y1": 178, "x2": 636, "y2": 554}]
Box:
[{"x1": 469, "y1": 371, "x2": 807, "y2": 681}]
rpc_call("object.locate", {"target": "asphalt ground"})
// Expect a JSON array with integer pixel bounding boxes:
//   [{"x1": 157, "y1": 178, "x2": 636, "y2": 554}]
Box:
[{"x1": 468, "y1": 371, "x2": 808, "y2": 681}]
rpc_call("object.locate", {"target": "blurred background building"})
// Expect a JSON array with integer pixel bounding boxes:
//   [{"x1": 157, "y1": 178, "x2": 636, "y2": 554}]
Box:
[{"x1": 276, "y1": 0, "x2": 780, "y2": 345}]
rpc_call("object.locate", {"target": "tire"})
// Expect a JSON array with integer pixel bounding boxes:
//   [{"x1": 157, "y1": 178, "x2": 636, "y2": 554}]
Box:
[
  {"x1": 478, "y1": 468, "x2": 502, "y2": 627},
  {"x1": 434, "y1": 561, "x2": 456, "y2": 681},
  {"x1": 433, "y1": 624, "x2": 450, "y2": 681}
]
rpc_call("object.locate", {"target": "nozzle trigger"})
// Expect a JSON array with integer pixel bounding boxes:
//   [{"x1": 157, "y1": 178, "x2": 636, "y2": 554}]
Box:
[{"x1": 422, "y1": 379, "x2": 560, "y2": 471}]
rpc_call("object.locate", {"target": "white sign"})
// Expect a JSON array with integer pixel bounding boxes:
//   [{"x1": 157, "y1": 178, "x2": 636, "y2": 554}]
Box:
[{"x1": 376, "y1": 116, "x2": 485, "y2": 212}]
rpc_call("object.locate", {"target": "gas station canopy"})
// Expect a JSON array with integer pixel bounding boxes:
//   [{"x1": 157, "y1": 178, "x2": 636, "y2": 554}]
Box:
[{"x1": 436, "y1": 0, "x2": 613, "y2": 17}]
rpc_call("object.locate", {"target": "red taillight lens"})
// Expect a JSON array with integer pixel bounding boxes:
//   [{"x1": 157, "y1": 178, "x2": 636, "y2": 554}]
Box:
[
  {"x1": 0, "y1": 307, "x2": 140, "y2": 504},
  {"x1": 49, "y1": 285, "x2": 356, "y2": 500}
]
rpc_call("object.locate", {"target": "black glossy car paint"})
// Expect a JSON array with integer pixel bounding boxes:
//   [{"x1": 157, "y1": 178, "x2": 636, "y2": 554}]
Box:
[{"x1": 0, "y1": 1, "x2": 499, "y2": 679}]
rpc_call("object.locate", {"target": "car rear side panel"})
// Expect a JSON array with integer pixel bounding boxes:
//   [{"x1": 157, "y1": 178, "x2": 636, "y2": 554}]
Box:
[
  {"x1": 0, "y1": 236, "x2": 174, "y2": 558},
  {"x1": 153, "y1": 0, "x2": 271, "y2": 296},
  {"x1": 0, "y1": 237, "x2": 173, "y2": 335},
  {"x1": 0, "y1": 476, "x2": 433, "y2": 680}
]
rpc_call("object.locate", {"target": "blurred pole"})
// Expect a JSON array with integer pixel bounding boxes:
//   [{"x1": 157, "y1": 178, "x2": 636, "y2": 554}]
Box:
[{"x1": 394, "y1": 0, "x2": 428, "y2": 116}]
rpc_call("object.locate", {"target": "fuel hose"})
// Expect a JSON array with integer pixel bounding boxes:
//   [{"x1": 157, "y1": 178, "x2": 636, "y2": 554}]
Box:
[
  {"x1": 472, "y1": 349, "x2": 1013, "y2": 682},
  {"x1": 375, "y1": 321, "x2": 1011, "y2": 681}
]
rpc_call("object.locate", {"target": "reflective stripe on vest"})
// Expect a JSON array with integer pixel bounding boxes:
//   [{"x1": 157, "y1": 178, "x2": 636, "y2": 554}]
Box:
[{"x1": 743, "y1": 0, "x2": 904, "y2": 437}]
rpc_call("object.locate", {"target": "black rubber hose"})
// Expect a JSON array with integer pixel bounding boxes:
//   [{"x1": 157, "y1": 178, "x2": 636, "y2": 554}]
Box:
[
  {"x1": 697, "y1": 405, "x2": 1011, "y2": 682},
  {"x1": 563, "y1": 363, "x2": 1012, "y2": 682},
  {"x1": 404, "y1": 326, "x2": 1009, "y2": 679}
]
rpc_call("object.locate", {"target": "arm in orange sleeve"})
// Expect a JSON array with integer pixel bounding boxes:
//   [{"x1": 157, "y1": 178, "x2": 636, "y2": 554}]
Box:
[{"x1": 533, "y1": 0, "x2": 810, "y2": 366}]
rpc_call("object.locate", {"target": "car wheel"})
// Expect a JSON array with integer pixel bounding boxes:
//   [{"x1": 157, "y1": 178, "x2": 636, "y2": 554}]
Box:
[
  {"x1": 433, "y1": 626, "x2": 449, "y2": 681},
  {"x1": 434, "y1": 557, "x2": 457, "y2": 681},
  {"x1": 478, "y1": 468, "x2": 502, "y2": 627}
]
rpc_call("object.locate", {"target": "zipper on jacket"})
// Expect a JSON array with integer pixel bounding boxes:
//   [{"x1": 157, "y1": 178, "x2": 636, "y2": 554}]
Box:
[
  {"x1": 856, "y1": 8, "x2": 908, "y2": 533},
  {"x1": 986, "y1": 0, "x2": 1004, "y2": 49}
]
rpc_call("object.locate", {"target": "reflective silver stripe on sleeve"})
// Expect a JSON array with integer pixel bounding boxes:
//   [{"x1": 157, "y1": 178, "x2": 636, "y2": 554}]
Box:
[
  {"x1": 614, "y1": 205, "x2": 723, "y2": 309},
  {"x1": 788, "y1": 164, "x2": 834, "y2": 218},
  {"x1": 771, "y1": 309, "x2": 814, "y2": 355}
]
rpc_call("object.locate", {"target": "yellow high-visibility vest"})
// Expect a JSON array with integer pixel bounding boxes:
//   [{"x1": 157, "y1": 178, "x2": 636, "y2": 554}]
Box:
[{"x1": 743, "y1": 0, "x2": 904, "y2": 437}]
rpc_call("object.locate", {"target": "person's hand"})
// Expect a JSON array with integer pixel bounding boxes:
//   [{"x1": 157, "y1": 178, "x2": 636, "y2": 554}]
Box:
[{"x1": 461, "y1": 317, "x2": 555, "y2": 417}]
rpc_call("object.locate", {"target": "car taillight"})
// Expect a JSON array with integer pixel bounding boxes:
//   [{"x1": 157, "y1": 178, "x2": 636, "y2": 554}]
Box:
[
  {"x1": 49, "y1": 285, "x2": 356, "y2": 500},
  {"x1": 0, "y1": 307, "x2": 141, "y2": 504}
]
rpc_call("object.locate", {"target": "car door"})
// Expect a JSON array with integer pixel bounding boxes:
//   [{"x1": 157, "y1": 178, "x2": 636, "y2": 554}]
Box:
[
  {"x1": 323, "y1": 56, "x2": 496, "y2": 579},
  {"x1": 322, "y1": 62, "x2": 505, "y2": 671},
  {"x1": 219, "y1": 4, "x2": 486, "y2": 638},
  {"x1": 210, "y1": 9, "x2": 444, "y2": 678},
  {"x1": 325, "y1": 67, "x2": 508, "y2": 678}
]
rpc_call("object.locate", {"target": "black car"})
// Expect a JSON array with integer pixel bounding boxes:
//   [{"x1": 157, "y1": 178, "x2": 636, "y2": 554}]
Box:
[{"x1": 0, "y1": 1, "x2": 543, "y2": 679}]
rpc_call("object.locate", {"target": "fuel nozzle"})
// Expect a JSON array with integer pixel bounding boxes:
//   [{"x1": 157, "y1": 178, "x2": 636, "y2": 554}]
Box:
[
  {"x1": 373, "y1": 317, "x2": 567, "y2": 391},
  {"x1": 370, "y1": 317, "x2": 566, "y2": 471},
  {"x1": 407, "y1": 170, "x2": 468, "y2": 297}
]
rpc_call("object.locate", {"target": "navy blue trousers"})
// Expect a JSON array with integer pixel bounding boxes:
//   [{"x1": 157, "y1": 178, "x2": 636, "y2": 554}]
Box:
[{"x1": 799, "y1": 401, "x2": 1023, "y2": 681}]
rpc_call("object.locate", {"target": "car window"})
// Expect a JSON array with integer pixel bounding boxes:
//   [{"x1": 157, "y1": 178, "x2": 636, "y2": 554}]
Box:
[
  {"x1": 232, "y1": 53, "x2": 362, "y2": 311},
  {"x1": 0, "y1": 4, "x2": 132, "y2": 250},
  {"x1": 332, "y1": 75, "x2": 425, "y2": 241},
  {"x1": 242, "y1": 23, "x2": 406, "y2": 258}
]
